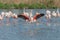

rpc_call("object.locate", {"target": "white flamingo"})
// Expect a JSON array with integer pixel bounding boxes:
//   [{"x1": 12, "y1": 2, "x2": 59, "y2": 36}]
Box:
[
  {"x1": 1, "y1": 12, "x2": 5, "y2": 17},
  {"x1": 4, "y1": 12, "x2": 12, "y2": 24},
  {"x1": 8, "y1": 11, "x2": 13, "y2": 17},
  {"x1": 45, "y1": 10, "x2": 51, "y2": 20},
  {"x1": 52, "y1": 11, "x2": 57, "y2": 17}
]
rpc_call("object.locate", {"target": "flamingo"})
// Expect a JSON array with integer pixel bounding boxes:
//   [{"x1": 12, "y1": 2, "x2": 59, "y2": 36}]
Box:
[
  {"x1": 1, "y1": 12, "x2": 5, "y2": 17},
  {"x1": 33, "y1": 12, "x2": 44, "y2": 22},
  {"x1": 45, "y1": 10, "x2": 51, "y2": 20},
  {"x1": 17, "y1": 12, "x2": 44, "y2": 22},
  {"x1": 52, "y1": 11, "x2": 57, "y2": 17},
  {"x1": 23, "y1": 8, "x2": 29, "y2": 16},
  {"x1": 4, "y1": 11, "x2": 12, "y2": 24},
  {"x1": 8, "y1": 11, "x2": 13, "y2": 17},
  {"x1": 56, "y1": 9, "x2": 60, "y2": 17},
  {"x1": 12, "y1": 9, "x2": 30, "y2": 22},
  {"x1": 12, "y1": 9, "x2": 44, "y2": 22}
]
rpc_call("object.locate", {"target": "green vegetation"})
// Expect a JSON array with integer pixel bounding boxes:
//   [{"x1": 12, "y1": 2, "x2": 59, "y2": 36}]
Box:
[
  {"x1": 0, "y1": 2, "x2": 57, "y2": 9},
  {"x1": 46, "y1": 0, "x2": 57, "y2": 9}
]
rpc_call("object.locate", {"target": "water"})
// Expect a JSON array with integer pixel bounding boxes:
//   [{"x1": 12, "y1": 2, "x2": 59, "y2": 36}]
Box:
[{"x1": 0, "y1": 9, "x2": 60, "y2": 40}]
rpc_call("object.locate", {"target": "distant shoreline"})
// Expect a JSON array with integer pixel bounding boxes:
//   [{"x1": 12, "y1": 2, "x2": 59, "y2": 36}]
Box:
[{"x1": 0, "y1": 3, "x2": 57, "y2": 9}]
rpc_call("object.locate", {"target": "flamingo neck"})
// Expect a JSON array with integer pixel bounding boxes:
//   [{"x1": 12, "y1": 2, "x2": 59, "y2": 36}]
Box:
[
  {"x1": 23, "y1": 8, "x2": 25, "y2": 14},
  {"x1": 57, "y1": 9, "x2": 59, "y2": 14},
  {"x1": 30, "y1": 11, "x2": 33, "y2": 18},
  {"x1": 30, "y1": 13, "x2": 32, "y2": 17}
]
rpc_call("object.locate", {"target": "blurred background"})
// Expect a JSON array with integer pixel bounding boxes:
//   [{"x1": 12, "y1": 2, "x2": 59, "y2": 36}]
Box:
[{"x1": 0, "y1": 0, "x2": 59, "y2": 9}]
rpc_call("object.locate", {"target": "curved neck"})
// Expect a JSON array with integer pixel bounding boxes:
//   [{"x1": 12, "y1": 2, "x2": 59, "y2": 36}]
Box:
[
  {"x1": 57, "y1": 9, "x2": 59, "y2": 14},
  {"x1": 30, "y1": 10, "x2": 32, "y2": 17},
  {"x1": 23, "y1": 8, "x2": 25, "y2": 13}
]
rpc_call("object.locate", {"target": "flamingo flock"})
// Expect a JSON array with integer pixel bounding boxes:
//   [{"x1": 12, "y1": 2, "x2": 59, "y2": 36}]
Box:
[
  {"x1": 0, "y1": 9, "x2": 60, "y2": 23},
  {"x1": 45, "y1": 9, "x2": 60, "y2": 20}
]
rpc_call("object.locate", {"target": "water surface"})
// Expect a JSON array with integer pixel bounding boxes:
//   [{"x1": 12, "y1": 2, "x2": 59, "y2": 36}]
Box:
[{"x1": 0, "y1": 9, "x2": 60, "y2": 40}]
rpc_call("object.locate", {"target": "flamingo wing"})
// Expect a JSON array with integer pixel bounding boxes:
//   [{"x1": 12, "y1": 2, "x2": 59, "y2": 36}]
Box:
[
  {"x1": 17, "y1": 14, "x2": 29, "y2": 20},
  {"x1": 33, "y1": 13, "x2": 44, "y2": 19}
]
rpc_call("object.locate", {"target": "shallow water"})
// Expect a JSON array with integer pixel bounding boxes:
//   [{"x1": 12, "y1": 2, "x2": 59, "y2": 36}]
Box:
[{"x1": 0, "y1": 9, "x2": 60, "y2": 40}]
